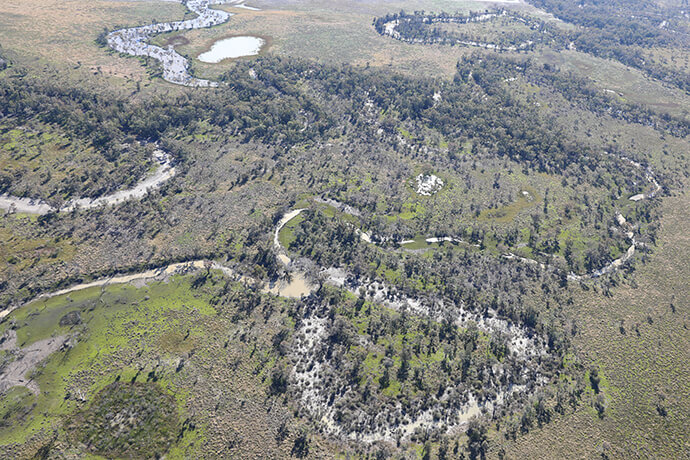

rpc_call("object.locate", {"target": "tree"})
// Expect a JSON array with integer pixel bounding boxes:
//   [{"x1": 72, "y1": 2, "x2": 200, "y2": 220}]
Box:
[
  {"x1": 421, "y1": 441, "x2": 432, "y2": 460},
  {"x1": 466, "y1": 419, "x2": 488, "y2": 460},
  {"x1": 270, "y1": 367, "x2": 288, "y2": 395},
  {"x1": 594, "y1": 393, "x2": 606, "y2": 419},
  {"x1": 589, "y1": 368, "x2": 601, "y2": 394},
  {"x1": 291, "y1": 427, "x2": 310, "y2": 458},
  {"x1": 397, "y1": 346, "x2": 410, "y2": 381},
  {"x1": 439, "y1": 438, "x2": 450, "y2": 460},
  {"x1": 379, "y1": 366, "x2": 391, "y2": 389}
]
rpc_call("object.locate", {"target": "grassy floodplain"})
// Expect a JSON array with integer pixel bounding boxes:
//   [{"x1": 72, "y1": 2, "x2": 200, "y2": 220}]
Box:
[{"x1": 0, "y1": 271, "x2": 342, "y2": 458}]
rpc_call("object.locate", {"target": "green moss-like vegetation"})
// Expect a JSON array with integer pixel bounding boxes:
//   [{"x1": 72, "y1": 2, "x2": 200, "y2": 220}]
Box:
[
  {"x1": 279, "y1": 212, "x2": 305, "y2": 249},
  {"x1": 0, "y1": 275, "x2": 216, "y2": 447},
  {"x1": 479, "y1": 186, "x2": 540, "y2": 223},
  {"x1": 0, "y1": 3, "x2": 688, "y2": 456},
  {"x1": 0, "y1": 387, "x2": 36, "y2": 433},
  {"x1": 0, "y1": 270, "x2": 331, "y2": 458}
]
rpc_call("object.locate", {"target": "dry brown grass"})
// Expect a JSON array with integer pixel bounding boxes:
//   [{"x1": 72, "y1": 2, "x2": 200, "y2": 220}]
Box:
[
  {"x1": 175, "y1": 4, "x2": 476, "y2": 82},
  {"x1": 3, "y1": 0, "x2": 688, "y2": 118},
  {"x1": 1, "y1": 0, "x2": 478, "y2": 85},
  {"x1": 0, "y1": 0, "x2": 184, "y2": 84},
  {"x1": 537, "y1": 48, "x2": 690, "y2": 120}
]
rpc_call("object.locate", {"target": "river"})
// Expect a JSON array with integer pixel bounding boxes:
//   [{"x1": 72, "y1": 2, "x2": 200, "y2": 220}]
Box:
[{"x1": 107, "y1": 0, "x2": 260, "y2": 87}]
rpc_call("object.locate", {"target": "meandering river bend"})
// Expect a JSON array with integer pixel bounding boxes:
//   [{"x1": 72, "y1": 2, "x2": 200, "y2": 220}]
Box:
[
  {"x1": 0, "y1": 149, "x2": 175, "y2": 215},
  {"x1": 107, "y1": 0, "x2": 260, "y2": 87}
]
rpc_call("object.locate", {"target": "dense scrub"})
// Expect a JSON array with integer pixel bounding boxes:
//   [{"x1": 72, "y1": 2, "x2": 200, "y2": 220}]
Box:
[
  {"x1": 374, "y1": 9, "x2": 557, "y2": 51},
  {"x1": 67, "y1": 382, "x2": 180, "y2": 458},
  {"x1": 457, "y1": 53, "x2": 690, "y2": 139},
  {"x1": 376, "y1": 5, "x2": 690, "y2": 93},
  {"x1": 0, "y1": 55, "x2": 664, "y2": 306},
  {"x1": 285, "y1": 286, "x2": 574, "y2": 445},
  {"x1": 529, "y1": 0, "x2": 690, "y2": 91}
]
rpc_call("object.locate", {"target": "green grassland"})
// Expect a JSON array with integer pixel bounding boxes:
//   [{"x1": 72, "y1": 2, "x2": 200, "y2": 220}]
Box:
[
  {"x1": 535, "y1": 48, "x2": 690, "y2": 120},
  {"x1": 0, "y1": 277, "x2": 215, "y2": 447},
  {"x1": 0, "y1": 265, "x2": 527, "y2": 459},
  {"x1": 279, "y1": 211, "x2": 305, "y2": 249}
]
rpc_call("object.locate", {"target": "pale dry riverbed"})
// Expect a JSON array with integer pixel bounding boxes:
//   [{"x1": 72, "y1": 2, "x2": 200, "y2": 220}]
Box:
[
  {"x1": 278, "y1": 150, "x2": 662, "y2": 287},
  {"x1": 268, "y1": 180, "x2": 657, "y2": 441},
  {"x1": 0, "y1": 151, "x2": 661, "y2": 441},
  {"x1": 271, "y1": 208, "x2": 315, "y2": 297},
  {"x1": 0, "y1": 150, "x2": 175, "y2": 215},
  {"x1": 0, "y1": 256, "x2": 305, "y2": 398},
  {"x1": 0, "y1": 330, "x2": 68, "y2": 395},
  {"x1": 381, "y1": 11, "x2": 534, "y2": 52},
  {"x1": 276, "y1": 214, "x2": 548, "y2": 443}
]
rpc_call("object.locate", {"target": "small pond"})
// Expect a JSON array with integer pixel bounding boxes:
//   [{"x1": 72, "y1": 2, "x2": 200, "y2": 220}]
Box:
[{"x1": 198, "y1": 36, "x2": 265, "y2": 62}]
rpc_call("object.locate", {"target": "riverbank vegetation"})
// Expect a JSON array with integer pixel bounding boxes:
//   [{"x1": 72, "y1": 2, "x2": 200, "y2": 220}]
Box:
[
  {"x1": 529, "y1": 0, "x2": 690, "y2": 92},
  {"x1": 1, "y1": 53, "x2": 671, "y2": 306}
]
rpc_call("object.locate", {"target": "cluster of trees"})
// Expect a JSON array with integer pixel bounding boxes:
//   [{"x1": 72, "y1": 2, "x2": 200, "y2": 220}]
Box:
[
  {"x1": 0, "y1": 59, "x2": 338, "y2": 159},
  {"x1": 1, "y1": 42, "x2": 672, "y2": 459},
  {"x1": 0, "y1": 69, "x2": 154, "y2": 201},
  {"x1": 288, "y1": 208, "x2": 576, "y2": 344},
  {"x1": 376, "y1": 4, "x2": 690, "y2": 93},
  {"x1": 530, "y1": 0, "x2": 690, "y2": 92},
  {"x1": 458, "y1": 53, "x2": 690, "y2": 138},
  {"x1": 294, "y1": 58, "x2": 658, "y2": 271},
  {"x1": 0, "y1": 123, "x2": 155, "y2": 203},
  {"x1": 1, "y1": 53, "x2": 662, "y2": 306},
  {"x1": 373, "y1": 9, "x2": 554, "y2": 51},
  {"x1": 4, "y1": 53, "x2": 675, "y2": 186}
]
